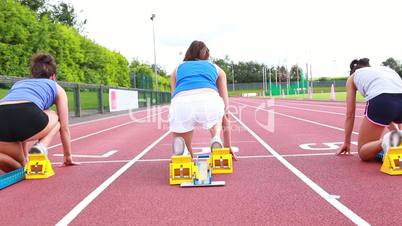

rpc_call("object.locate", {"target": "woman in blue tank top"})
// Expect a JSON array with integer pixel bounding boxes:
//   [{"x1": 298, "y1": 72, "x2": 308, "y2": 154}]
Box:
[
  {"x1": 0, "y1": 53, "x2": 77, "y2": 173},
  {"x1": 169, "y1": 41, "x2": 233, "y2": 158}
]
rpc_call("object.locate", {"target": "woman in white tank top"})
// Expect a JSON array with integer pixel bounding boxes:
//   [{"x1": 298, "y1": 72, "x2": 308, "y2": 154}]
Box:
[{"x1": 337, "y1": 58, "x2": 402, "y2": 161}]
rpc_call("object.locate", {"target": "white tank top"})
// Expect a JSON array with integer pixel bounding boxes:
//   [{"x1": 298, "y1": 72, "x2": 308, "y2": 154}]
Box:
[{"x1": 353, "y1": 66, "x2": 402, "y2": 101}]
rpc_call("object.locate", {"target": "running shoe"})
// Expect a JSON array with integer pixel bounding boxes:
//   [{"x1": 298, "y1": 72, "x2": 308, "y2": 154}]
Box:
[
  {"x1": 210, "y1": 135, "x2": 223, "y2": 150},
  {"x1": 28, "y1": 143, "x2": 48, "y2": 155}
]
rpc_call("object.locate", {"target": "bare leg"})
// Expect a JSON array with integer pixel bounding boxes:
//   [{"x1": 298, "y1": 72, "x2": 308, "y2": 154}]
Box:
[
  {"x1": 209, "y1": 118, "x2": 223, "y2": 138},
  {"x1": 172, "y1": 131, "x2": 194, "y2": 157},
  {"x1": 222, "y1": 114, "x2": 231, "y2": 147},
  {"x1": 358, "y1": 117, "x2": 386, "y2": 161},
  {"x1": 25, "y1": 110, "x2": 59, "y2": 148},
  {"x1": 0, "y1": 142, "x2": 24, "y2": 172}
]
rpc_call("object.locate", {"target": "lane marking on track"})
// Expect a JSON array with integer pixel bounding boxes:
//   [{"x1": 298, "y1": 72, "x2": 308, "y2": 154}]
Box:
[
  {"x1": 53, "y1": 150, "x2": 118, "y2": 158},
  {"x1": 69, "y1": 108, "x2": 149, "y2": 127},
  {"x1": 69, "y1": 105, "x2": 168, "y2": 127},
  {"x1": 160, "y1": 140, "x2": 257, "y2": 146},
  {"x1": 55, "y1": 130, "x2": 171, "y2": 226},
  {"x1": 51, "y1": 151, "x2": 360, "y2": 165},
  {"x1": 232, "y1": 100, "x2": 359, "y2": 135},
  {"x1": 257, "y1": 99, "x2": 366, "y2": 110},
  {"x1": 299, "y1": 142, "x2": 358, "y2": 151},
  {"x1": 272, "y1": 104, "x2": 363, "y2": 118},
  {"x1": 230, "y1": 112, "x2": 370, "y2": 226},
  {"x1": 49, "y1": 110, "x2": 168, "y2": 150}
]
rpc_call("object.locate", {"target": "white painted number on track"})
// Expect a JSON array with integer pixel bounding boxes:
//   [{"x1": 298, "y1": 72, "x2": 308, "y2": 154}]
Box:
[{"x1": 299, "y1": 142, "x2": 357, "y2": 151}]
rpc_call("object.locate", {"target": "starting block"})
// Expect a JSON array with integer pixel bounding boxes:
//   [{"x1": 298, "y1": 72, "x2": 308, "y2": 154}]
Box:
[
  {"x1": 169, "y1": 155, "x2": 195, "y2": 185},
  {"x1": 25, "y1": 154, "x2": 55, "y2": 179},
  {"x1": 381, "y1": 146, "x2": 402, "y2": 175},
  {"x1": 380, "y1": 131, "x2": 402, "y2": 175},
  {"x1": 0, "y1": 167, "x2": 25, "y2": 190},
  {"x1": 211, "y1": 148, "x2": 233, "y2": 174},
  {"x1": 180, "y1": 154, "x2": 225, "y2": 187}
]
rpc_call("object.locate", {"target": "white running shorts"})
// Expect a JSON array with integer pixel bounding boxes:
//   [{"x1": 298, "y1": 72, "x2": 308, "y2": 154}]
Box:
[{"x1": 169, "y1": 92, "x2": 224, "y2": 133}]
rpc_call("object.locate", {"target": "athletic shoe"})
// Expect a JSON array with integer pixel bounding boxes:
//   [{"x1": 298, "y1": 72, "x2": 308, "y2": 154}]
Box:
[
  {"x1": 375, "y1": 150, "x2": 385, "y2": 162},
  {"x1": 381, "y1": 131, "x2": 402, "y2": 154},
  {"x1": 172, "y1": 137, "x2": 189, "y2": 155},
  {"x1": 210, "y1": 136, "x2": 223, "y2": 150},
  {"x1": 28, "y1": 143, "x2": 48, "y2": 155}
]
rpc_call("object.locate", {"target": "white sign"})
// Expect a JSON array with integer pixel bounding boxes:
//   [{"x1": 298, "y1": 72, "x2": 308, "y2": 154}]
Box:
[
  {"x1": 242, "y1": 93, "x2": 257, "y2": 97},
  {"x1": 109, "y1": 89, "x2": 139, "y2": 112}
]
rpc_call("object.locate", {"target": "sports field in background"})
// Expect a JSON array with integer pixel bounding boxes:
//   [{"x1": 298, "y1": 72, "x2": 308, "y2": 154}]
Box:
[{"x1": 0, "y1": 88, "x2": 109, "y2": 111}]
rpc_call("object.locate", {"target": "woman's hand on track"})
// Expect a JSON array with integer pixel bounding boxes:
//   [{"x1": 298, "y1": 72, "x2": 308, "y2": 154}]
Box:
[
  {"x1": 336, "y1": 143, "x2": 352, "y2": 155},
  {"x1": 61, "y1": 155, "x2": 79, "y2": 166}
]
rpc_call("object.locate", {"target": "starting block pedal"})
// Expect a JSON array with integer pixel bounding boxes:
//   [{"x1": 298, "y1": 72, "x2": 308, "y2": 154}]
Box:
[
  {"x1": 25, "y1": 154, "x2": 55, "y2": 179},
  {"x1": 169, "y1": 155, "x2": 195, "y2": 185},
  {"x1": 180, "y1": 154, "x2": 225, "y2": 188},
  {"x1": 0, "y1": 167, "x2": 25, "y2": 190},
  {"x1": 211, "y1": 148, "x2": 233, "y2": 174}
]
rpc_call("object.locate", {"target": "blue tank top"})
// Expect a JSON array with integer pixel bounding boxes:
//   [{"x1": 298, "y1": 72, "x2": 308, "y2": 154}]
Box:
[
  {"x1": 2, "y1": 79, "x2": 58, "y2": 110},
  {"x1": 173, "y1": 60, "x2": 218, "y2": 97}
]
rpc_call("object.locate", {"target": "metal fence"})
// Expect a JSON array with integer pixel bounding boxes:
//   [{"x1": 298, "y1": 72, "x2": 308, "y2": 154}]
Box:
[
  {"x1": 230, "y1": 79, "x2": 347, "y2": 91},
  {"x1": 0, "y1": 75, "x2": 171, "y2": 117}
]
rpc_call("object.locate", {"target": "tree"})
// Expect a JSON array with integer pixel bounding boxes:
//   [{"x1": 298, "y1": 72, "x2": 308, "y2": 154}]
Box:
[
  {"x1": 382, "y1": 57, "x2": 402, "y2": 78},
  {"x1": 49, "y1": 1, "x2": 86, "y2": 32},
  {"x1": 17, "y1": 0, "x2": 47, "y2": 15}
]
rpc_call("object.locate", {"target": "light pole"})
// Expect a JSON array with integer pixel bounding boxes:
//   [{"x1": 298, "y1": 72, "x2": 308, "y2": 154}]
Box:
[{"x1": 150, "y1": 14, "x2": 158, "y2": 101}]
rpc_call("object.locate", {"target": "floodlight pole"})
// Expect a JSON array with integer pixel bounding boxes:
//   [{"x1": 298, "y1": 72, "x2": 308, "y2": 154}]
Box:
[{"x1": 150, "y1": 14, "x2": 158, "y2": 102}]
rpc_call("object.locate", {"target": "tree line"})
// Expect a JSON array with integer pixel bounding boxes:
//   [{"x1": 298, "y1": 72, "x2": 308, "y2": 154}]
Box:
[
  {"x1": 213, "y1": 56, "x2": 305, "y2": 84},
  {"x1": 214, "y1": 56, "x2": 402, "y2": 84},
  {"x1": 0, "y1": 0, "x2": 129, "y2": 87}
]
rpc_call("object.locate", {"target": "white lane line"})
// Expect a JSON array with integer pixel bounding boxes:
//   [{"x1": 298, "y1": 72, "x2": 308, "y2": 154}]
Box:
[
  {"x1": 52, "y1": 151, "x2": 360, "y2": 165},
  {"x1": 232, "y1": 100, "x2": 359, "y2": 135},
  {"x1": 48, "y1": 110, "x2": 167, "y2": 150},
  {"x1": 53, "y1": 160, "x2": 129, "y2": 165},
  {"x1": 53, "y1": 150, "x2": 118, "y2": 158},
  {"x1": 55, "y1": 130, "x2": 170, "y2": 226},
  {"x1": 273, "y1": 104, "x2": 363, "y2": 118},
  {"x1": 69, "y1": 108, "x2": 148, "y2": 127},
  {"x1": 272, "y1": 102, "x2": 365, "y2": 111},
  {"x1": 160, "y1": 140, "x2": 257, "y2": 146},
  {"x1": 239, "y1": 98, "x2": 366, "y2": 111},
  {"x1": 230, "y1": 112, "x2": 369, "y2": 226}
]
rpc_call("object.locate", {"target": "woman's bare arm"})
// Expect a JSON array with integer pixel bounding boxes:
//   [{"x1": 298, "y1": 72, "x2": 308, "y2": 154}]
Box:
[
  {"x1": 55, "y1": 84, "x2": 76, "y2": 165},
  {"x1": 337, "y1": 75, "x2": 357, "y2": 155}
]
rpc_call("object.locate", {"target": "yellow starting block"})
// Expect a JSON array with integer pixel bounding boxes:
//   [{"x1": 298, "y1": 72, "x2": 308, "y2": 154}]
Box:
[
  {"x1": 211, "y1": 148, "x2": 233, "y2": 174},
  {"x1": 381, "y1": 146, "x2": 402, "y2": 175},
  {"x1": 25, "y1": 154, "x2": 55, "y2": 179},
  {"x1": 169, "y1": 155, "x2": 196, "y2": 185}
]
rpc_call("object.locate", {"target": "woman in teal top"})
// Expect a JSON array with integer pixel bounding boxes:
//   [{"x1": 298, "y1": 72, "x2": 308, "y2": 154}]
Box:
[
  {"x1": 0, "y1": 53, "x2": 76, "y2": 173},
  {"x1": 169, "y1": 41, "x2": 231, "y2": 157}
]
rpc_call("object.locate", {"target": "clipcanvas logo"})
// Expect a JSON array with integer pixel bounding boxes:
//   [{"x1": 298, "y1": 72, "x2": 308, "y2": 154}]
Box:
[{"x1": 254, "y1": 99, "x2": 275, "y2": 133}]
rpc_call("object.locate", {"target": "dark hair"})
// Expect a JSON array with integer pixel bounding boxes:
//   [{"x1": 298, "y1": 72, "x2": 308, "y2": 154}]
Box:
[
  {"x1": 349, "y1": 58, "x2": 370, "y2": 75},
  {"x1": 183, "y1": 40, "x2": 210, "y2": 61},
  {"x1": 30, "y1": 53, "x2": 57, "y2": 78}
]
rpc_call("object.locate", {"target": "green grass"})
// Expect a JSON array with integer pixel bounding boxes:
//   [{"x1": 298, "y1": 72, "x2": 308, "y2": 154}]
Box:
[{"x1": 0, "y1": 88, "x2": 7, "y2": 98}]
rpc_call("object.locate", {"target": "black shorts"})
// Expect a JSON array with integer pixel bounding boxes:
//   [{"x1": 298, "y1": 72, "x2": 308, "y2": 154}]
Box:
[
  {"x1": 0, "y1": 102, "x2": 49, "y2": 142},
  {"x1": 365, "y1": 93, "x2": 402, "y2": 126}
]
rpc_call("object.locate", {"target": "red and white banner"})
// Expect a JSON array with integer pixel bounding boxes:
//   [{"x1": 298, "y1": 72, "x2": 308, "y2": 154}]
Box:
[{"x1": 109, "y1": 89, "x2": 139, "y2": 112}]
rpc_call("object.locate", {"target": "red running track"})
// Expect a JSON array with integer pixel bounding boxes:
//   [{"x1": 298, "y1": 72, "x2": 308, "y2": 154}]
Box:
[{"x1": 1, "y1": 97, "x2": 399, "y2": 225}]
